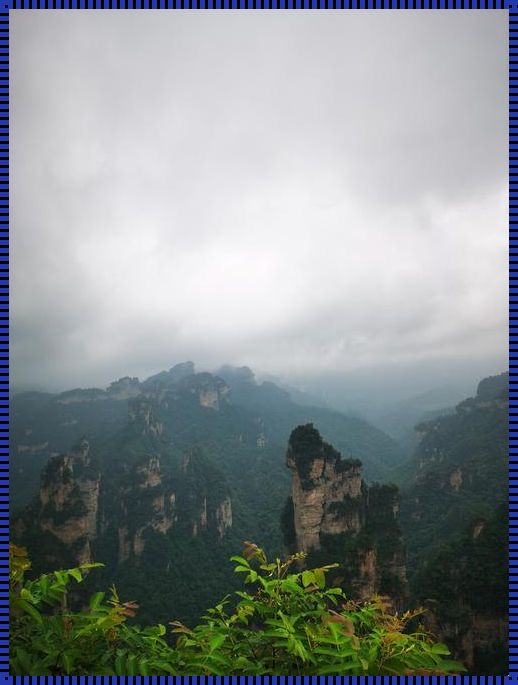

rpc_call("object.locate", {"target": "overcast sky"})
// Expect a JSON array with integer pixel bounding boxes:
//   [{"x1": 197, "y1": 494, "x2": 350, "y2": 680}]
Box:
[{"x1": 12, "y1": 11, "x2": 507, "y2": 392}]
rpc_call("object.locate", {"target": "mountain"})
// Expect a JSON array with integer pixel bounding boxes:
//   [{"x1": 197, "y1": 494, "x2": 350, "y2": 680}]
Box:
[
  {"x1": 400, "y1": 371, "x2": 508, "y2": 573},
  {"x1": 282, "y1": 423, "x2": 406, "y2": 604},
  {"x1": 12, "y1": 362, "x2": 404, "y2": 626},
  {"x1": 399, "y1": 371, "x2": 508, "y2": 673},
  {"x1": 415, "y1": 504, "x2": 507, "y2": 674}
]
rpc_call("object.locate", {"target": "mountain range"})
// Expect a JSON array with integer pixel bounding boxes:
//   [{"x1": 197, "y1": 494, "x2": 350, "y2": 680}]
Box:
[{"x1": 11, "y1": 364, "x2": 508, "y2": 672}]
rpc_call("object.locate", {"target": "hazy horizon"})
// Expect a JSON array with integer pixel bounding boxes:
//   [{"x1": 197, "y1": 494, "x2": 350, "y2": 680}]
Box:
[{"x1": 13, "y1": 11, "x2": 507, "y2": 392}]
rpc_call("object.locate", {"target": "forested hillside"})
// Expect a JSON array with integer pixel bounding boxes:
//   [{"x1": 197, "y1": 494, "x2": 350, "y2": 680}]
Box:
[
  {"x1": 12, "y1": 362, "x2": 403, "y2": 626},
  {"x1": 11, "y1": 365, "x2": 507, "y2": 673},
  {"x1": 399, "y1": 372, "x2": 508, "y2": 672}
]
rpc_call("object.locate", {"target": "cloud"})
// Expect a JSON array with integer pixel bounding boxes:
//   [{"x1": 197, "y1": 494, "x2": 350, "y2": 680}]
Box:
[{"x1": 11, "y1": 10, "x2": 507, "y2": 390}]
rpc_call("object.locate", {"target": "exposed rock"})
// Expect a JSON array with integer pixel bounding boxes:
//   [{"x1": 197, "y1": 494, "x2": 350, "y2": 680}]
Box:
[
  {"x1": 449, "y1": 466, "x2": 463, "y2": 492},
  {"x1": 57, "y1": 388, "x2": 107, "y2": 404},
  {"x1": 151, "y1": 515, "x2": 173, "y2": 535},
  {"x1": 356, "y1": 548, "x2": 377, "y2": 599},
  {"x1": 128, "y1": 399, "x2": 163, "y2": 436},
  {"x1": 257, "y1": 432, "x2": 267, "y2": 448},
  {"x1": 38, "y1": 439, "x2": 100, "y2": 565},
  {"x1": 472, "y1": 521, "x2": 485, "y2": 540},
  {"x1": 285, "y1": 424, "x2": 406, "y2": 602},
  {"x1": 200, "y1": 496, "x2": 208, "y2": 529},
  {"x1": 177, "y1": 372, "x2": 229, "y2": 411},
  {"x1": 169, "y1": 361, "x2": 195, "y2": 382},
  {"x1": 286, "y1": 424, "x2": 364, "y2": 552},
  {"x1": 152, "y1": 493, "x2": 165, "y2": 513},
  {"x1": 199, "y1": 388, "x2": 220, "y2": 410},
  {"x1": 137, "y1": 456, "x2": 162, "y2": 488},
  {"x1": 118, "y1": 526, "x2": 131, "y2": 563},
  {"x1": 107, "y1": 376, "x2": 141, "y2": 400},
  {"x1": 133, "y1": 527, "x2": 146, "y2": 556},
  {"x1": 216, "y1": 496, "x2": 232, "y2": 537}
]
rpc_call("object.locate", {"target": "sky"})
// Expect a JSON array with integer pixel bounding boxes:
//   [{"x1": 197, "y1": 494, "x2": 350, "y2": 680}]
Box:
[{"x1": 12, "y1": 11, "x2": 508, "y2": 393}]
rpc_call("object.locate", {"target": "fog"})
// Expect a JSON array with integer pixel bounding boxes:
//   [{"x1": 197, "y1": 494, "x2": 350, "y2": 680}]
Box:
[{"x1": 12, "y1": 11, "x2": 507, "y2": 402}]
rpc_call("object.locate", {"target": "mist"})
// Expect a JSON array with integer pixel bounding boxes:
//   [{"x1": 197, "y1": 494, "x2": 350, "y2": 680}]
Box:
[{"x1": 12, "y1": 11, "x2": 507, "y2": 401}]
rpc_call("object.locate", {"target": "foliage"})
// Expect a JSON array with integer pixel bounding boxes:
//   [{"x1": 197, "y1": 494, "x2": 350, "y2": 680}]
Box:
[
  {"x1": 11, "y1": 542, "x2": 466, "y2": 676},
  {"x1": 10, "y1": 544, "x2": 176, "y2": 676},
  {"x1": 412, "y1": 504, "x2": 508, "y2": 674},
  {"x1": 400, "y1": 375, "x2": 507, "y2": 579},
  {"x1": 288, "y1": 423, "x2": 361, "y2": 490}
]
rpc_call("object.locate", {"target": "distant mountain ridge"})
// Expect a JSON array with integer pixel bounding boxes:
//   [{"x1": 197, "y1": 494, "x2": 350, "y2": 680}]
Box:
[{"x1": 12, "y1": 361, "x2": 404, "y2": 625}]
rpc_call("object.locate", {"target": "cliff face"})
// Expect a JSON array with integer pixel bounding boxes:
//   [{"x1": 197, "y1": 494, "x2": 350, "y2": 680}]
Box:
[
  {"x1": 286, "y1": 425, "x2": 365, "y2": 552},
  {"x1": 401, "y1": 372, "x2": 508, "y2": 674},
  {"x1": 415, "y1": 504, "x2": 507, "y2": 674},
  {"x1": 12, "y1": 361, "x2": 406, "y2": 627},
  {"x1": 38, "y1": 439, "x2": 100, "y2": 565},
  {"x1": 285, "y1": 424, "x2": 406, "y2": 602},
  {"x1": 15, "y1": 401, "x2": 233, "y2": 577}
]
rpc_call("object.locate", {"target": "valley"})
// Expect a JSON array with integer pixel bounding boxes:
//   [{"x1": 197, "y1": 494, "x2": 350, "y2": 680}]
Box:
[{"x1": 11, "y1": 363, "x2": 508, "y2": 673}]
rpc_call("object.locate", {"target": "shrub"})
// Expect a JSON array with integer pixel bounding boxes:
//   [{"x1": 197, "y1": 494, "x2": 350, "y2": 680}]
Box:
[{"x1": 10, "y1": 542, "x2": 466, "y2": 676}]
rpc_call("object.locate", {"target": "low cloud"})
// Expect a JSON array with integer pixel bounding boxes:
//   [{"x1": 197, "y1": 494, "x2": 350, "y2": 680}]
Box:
[{"x1": 12, "y1": 11, "x2": 507, "y2": 391}]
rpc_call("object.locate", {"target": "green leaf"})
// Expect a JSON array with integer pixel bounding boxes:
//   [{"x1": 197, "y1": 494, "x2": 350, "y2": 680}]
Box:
[
  {"x1": 79, "y1": 562, "x2": 104, "y2": 570},
  {"x1": 302, "y1": 570, "x2": 315, "y2": 587},
  {"x1": 209, "y1": 633, "x2": 226, "y2": 652},
  {"x1": 436, "y1": 659, "x2": 468, "y2": 672},
  {"x1": 431, "y1": 642, "x2": 451, "y2": 655},
  {"x1": 20, "y1": 587, "x2": 37, "y2": 604},
  {"x1": 313, "y1": 568, "x2": 326, "y2": 589},
  {"x1": 230, "y1": 555, "x2": 250, "y2": 568},
  {"x1": 138, "y1": 658, "x2": 149, "y2": 675},
  {"x1": 316, "y1": 661, "x2": 360, "y2": 674},
  {"x1": 149, "y1": 660, "x2": 177, "y2": 674},
  {"x1": 62, "y1": 652, "x2": 74, "y2": 674},
  {"x1": 115, "y1": 652, "x2": 126, "y2": 675},
  {"x1": 17, "y1": 598, "x2": 43, "y2": 624},
  {"x1": 89, "y1": 591, "x2": 105, "y2": 611},
  {"x1": 68, "y1": 568, "x2": 83, "y2": 583},
  {"x1": 14, "y1": 647, "x2": 33, "y2": 673},
  {"x1": 281, "y1": 579, "x2": 303, "y2": 593}
]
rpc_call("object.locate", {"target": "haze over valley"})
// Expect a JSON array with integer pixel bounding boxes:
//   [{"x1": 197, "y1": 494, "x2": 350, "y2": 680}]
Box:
[{"x1": 11, "y1": 10, "x2": 507, "y2": 676}]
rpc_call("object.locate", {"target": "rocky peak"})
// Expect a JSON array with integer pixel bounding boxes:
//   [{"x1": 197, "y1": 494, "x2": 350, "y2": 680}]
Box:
[
  {"x1": 216, "y1": 365, "x2": 256, "y2": 386},
  {"x1": 286, "y1": 424, "x2": 365, "y2": 552},
  {"x1": 107, "y1": 376, "x2": 141, "y2": 400},
  {"x1": 285, "y1": 424, "x2": 406, "y2": 601},
  {"x1": 56, "y1": 388, "x2": 107, "y2": 404},
  {"x1": 476, "y1": 371, "x2": 508, "y2": 402},
  {"x1": 169, "y1": 361, "x2": 195, "y2": 382},
  {"x1": 37, "y1": 440, "x2": 100, "y2": 565},
  {"x1": 142, "y1": 362, "x2": 196, "y2": 394},
  {"x1": 179, "y1": 373, "x2": 230, "y2": 411}
]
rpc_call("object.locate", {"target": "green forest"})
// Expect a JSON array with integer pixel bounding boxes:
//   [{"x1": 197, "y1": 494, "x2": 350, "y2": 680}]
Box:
[{"x1": 10, "y1": 365, "x2": 508, "y2": 674}]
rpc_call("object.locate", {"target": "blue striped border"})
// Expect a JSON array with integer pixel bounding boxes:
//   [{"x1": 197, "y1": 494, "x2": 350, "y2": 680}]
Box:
[
  {"x1": 510, "y1": 0, "x2": 516, "y2": 681},
  {"x1": 3, "y1": 677, "x2": 515, "y2": 684},
  {"x1": 2, "y1": 0, "x2": 516, "y2": 8},
  {"x1": 5, "y1": 2, "x2": 511, "y2": 683},
  {"x1": 2, "y1": 673, "x2": 514, "y2": 682}
]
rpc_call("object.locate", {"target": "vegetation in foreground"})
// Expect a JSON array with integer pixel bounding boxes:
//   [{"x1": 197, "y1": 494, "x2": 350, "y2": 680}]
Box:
[{"x1": 10, "y1": 542, "x2": 466, "y2": 676}]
